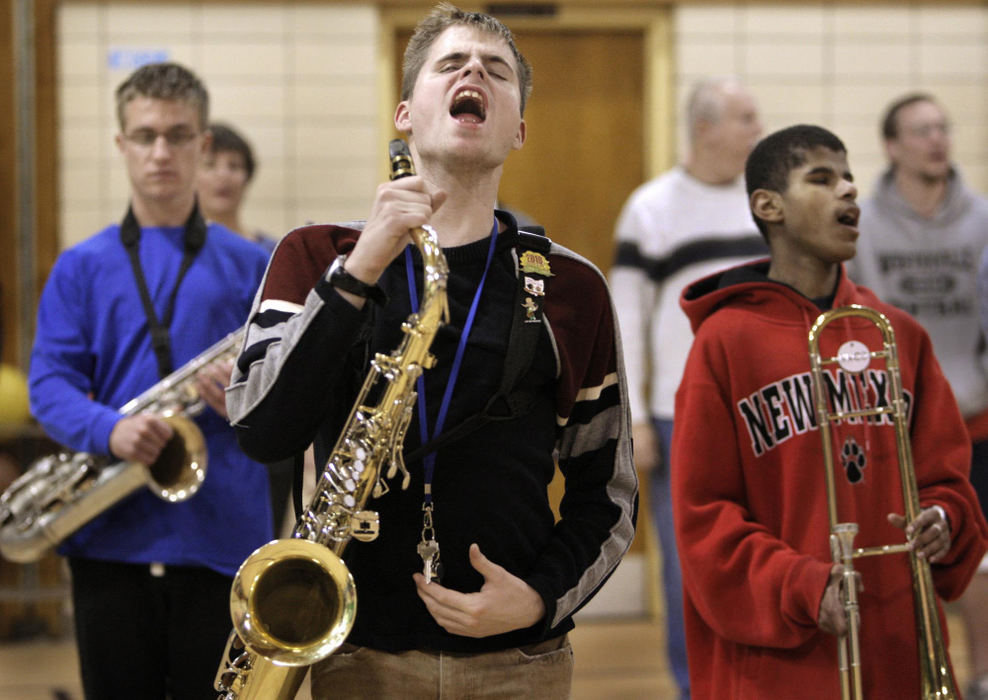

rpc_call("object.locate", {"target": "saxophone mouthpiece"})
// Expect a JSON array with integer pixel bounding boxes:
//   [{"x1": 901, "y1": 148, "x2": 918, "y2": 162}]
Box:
[{"x1": 389, "y1": 139, "x2": 415, "y2": 181}]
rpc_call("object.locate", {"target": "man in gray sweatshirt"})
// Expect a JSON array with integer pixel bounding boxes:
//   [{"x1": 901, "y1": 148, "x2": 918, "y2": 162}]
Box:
[{"x1": 847, "y1": 92, "x2": 988, "y2": 700}]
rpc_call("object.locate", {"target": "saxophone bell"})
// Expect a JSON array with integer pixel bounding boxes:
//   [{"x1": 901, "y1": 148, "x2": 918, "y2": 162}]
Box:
[
  {"x1": 0, "y1": 329, "x2": 241, "y2": 563},
  {"x1": 147, "y1": 412, "x2": 208, "y2": 501},
  {"x1": 0, "y1": 412, "x2": 207, "y2": 563},
  {"x1": 229, "y1": 539, "x2": 356, "y2": 666}
]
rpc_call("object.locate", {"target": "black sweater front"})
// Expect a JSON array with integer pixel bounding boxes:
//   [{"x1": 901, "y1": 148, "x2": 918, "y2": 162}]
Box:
[{"x1": 228, "y1": 215, "x2": 637, "y2": 653}]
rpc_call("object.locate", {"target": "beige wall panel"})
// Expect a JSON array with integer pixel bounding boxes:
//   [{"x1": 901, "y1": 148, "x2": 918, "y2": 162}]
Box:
[
  {"x1": 931, "y1": 83, "x2": 988, "y2": 119},
  {"x1": 199, "y1": 5, "x2": 287, "y2": 36},
  {"x1": 288, "y1": 4, "x2": 376, "y2": 37},
  {"x1": 58, "y1": 40, "x2": 101, "y2": 79},
  {"x1": 968, "y1": 165, "x2": 988, "y2": 192},
  {"x1": 292, "y1": 82, "x2": 378, "y2": 119},
  {"x1": 833, "y1": 41, "x2": 911, "y2": 80},
  {"x1": 292, "y1": 162, "x2": 377, "y2": 203},
  {"x1": 58, "y1": 2, "x2": 99, "y2": 35},
  {"x1": 749, "y1": 82, "x2": 827, "y2": 122},
  {"x1": 745, "y1": 41, "x2": 825, "y2": 77},
  {"x1": 291, "y1": 42, "x2": 377, "y2": 79},
  {"x1": 918, "y1": 40, "x2": 987, "y2": 80},
  {"x1": 291, "y1": 123, "x2": 377, "y2": 162},
  {"x1": 214, "y1": 123, "x2": 286, "y2": 164},
  {"x1": 674, "y1": 5, "x2": 739, "y2": 35},
  {"x1": 830, "y1": 83, "x2": 914, "y2": 122},
  {"x1": 59, "y1": 84, "x2": 102, "y2": 120},
  {"x1": 675, "y1": 41, "x2": 739, "y2": 80},
  {"x1": 59, "y1": 125, "x2": 102, "y2": 162},
  {"x1": 209, "y1": 81, "x2": 290, "y2": 118},
  {"x1": 826, "y1": 122, "x2": 885, "y2": 161},
  {"x1": 741, "y1": 4, "x2": 827, "y2": 38},
  {"x1": 952, "y1": 128, "x2": 988, "y2": 163},
  {"x1": 61, "y1": 208, "x2": 106, "y2": 247},
  {"x1": 916, "y1": 6, "x2": 987, "y2": 36},
  {"x1": 104, "y1": 5, "x2": 194, "y2": 37},
  {"x1": 832, "y1": 6, "x2": 911, "y2": 36},
  {"x1": 60, "y1": 164, "x2": 100, "y2": 205},
  {"x1": 202, "y1": 43, "x2": 287, "y2": 79}
]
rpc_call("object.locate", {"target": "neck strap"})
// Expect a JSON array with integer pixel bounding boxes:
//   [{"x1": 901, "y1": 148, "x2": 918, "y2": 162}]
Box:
[
  {"x1": 406, "y1": 218, "x2": 499, "y2": 505},
  {"x1": 120, "y1": 201, "x2": 207, "y2": 378},
  {"x1": 403, "y1": 225, "x2": 552, "y2": 466}
]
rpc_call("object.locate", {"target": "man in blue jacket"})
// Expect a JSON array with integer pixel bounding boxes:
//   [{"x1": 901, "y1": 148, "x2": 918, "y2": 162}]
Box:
[{"x1": 28, "y1": 62, "x2": 271, "y2": 699}]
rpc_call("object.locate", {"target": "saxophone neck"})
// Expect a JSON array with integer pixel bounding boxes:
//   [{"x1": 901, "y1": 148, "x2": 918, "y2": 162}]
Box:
[
  {"x1": 118, "y1": 328, "x2": 245, "y2": 415},
  {"x1": 410, "y1": 225, "x2": 450, "y2": 325}
]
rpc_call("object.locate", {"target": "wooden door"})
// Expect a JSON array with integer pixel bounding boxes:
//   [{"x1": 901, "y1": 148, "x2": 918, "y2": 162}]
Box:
[
  {"x1": 393, "y1": 29, "x2": 647, "y2": 563},
  {"x1": 500, "y1": 30, "x2": 643, "y2": 275}
]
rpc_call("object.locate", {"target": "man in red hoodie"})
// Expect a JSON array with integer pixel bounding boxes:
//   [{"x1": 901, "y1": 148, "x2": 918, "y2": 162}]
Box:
[{"x1": 672, "y1": 124, "x2": 988, "y2": 699}]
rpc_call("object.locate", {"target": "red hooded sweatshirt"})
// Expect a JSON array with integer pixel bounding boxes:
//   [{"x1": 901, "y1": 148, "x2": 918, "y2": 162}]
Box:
[{"x1": 673, "y1": 260, "x2": 988, "y2": 699}]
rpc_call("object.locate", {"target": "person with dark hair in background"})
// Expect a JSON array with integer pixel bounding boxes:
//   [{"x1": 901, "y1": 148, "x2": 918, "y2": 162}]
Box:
[
  {"x1": 198, "y1": 121, "x2": 278, "y2": 254},
  {"x1": 224, "y1": 3, "x2": 637, "y2": 698},
  {"x1": 847, "y1": 93, "x2": 988, "y2": 699},
  {"x1": 28, "y1": 62, "x2": 272, "y2": 699},
  {"x1": 673, "y1": 124, "x2": 987, "y2": 698},
  {"x1": 609, "y1": 76, "x2": 764, "y2": 698}
]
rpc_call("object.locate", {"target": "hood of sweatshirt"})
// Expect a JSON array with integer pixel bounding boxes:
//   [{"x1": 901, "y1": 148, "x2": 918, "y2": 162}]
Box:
[
  {"x1": 680, "y1": 259, "x2": 880, "y2": 336},
  {"x1": 869, "y1": 167, "x2": 973, "y2": 228}
]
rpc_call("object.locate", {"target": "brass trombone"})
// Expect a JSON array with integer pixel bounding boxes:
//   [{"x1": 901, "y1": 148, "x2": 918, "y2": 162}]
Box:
[{"x1": 808, "y1": 304, "x2": 957, "y2": 700}]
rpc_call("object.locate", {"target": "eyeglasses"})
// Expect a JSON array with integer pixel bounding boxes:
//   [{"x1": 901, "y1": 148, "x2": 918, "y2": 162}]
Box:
[
  {"x1": 123, "y1": 128, "x2": 200, "y2": 148},
  {"x1": 904, "y1": 122, "x2": 951, "y2": 139}
]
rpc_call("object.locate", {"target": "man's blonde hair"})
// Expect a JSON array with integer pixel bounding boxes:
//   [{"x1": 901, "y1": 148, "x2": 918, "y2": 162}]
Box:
[
  {"x1": 115, "y1": 62, "x2": 209, "y2": 131},
  {"x1": 401, "y1": 2, "x2": 533, "y2": 115}
]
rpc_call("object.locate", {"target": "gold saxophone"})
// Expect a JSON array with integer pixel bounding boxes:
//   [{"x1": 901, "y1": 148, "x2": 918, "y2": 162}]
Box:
[
  {"x1": 0, "y1": 330, "x2": 245, "y2": 562},
  {"x1": 214, "y1": 139, "x2": 449, "y2": 700}
]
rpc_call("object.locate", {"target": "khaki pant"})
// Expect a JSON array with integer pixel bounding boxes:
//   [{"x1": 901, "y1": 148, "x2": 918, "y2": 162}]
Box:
[{"x1": 310, "y1": 635, "x2": 573, "y2": 699}]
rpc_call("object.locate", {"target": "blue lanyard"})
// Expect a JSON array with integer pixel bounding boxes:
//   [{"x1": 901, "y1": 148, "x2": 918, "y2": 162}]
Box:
[{"x1": 405, "y1": 219, "x2": 499, "y2": 504}]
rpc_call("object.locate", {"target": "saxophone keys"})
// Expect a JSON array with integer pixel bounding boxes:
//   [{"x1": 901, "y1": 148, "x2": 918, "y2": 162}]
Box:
[{"x1": 351, "y1": 510, "x2": 380, "y2": 542}]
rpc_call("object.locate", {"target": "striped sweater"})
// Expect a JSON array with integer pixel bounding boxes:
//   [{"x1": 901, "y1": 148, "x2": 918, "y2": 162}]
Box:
[{"x1": 226, "y1": 212, "x2": 637, "y2": 652}]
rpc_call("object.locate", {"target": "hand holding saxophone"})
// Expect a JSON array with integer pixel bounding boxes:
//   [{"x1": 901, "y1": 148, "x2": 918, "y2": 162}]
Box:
[
  {"x1": 108, "y1": 414, "x2": 174, "y2": 465},
  {"x1": 413, "y1": 543, "x2": 545, "y2": 638},
  {"x1": 889, "y1": 506, "x2": 952, "y2": 563},
  {"x1": 343, "y1": 173, "x2": 447, "y2": 291},
  {"x1": 193, "y1": 358, "x2": 234, "y2": 419}
]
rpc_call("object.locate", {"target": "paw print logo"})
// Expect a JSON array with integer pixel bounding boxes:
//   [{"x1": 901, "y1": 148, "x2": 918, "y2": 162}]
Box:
[{"x1": 841, "y1": 437, "x2": 866, "y2": 484}]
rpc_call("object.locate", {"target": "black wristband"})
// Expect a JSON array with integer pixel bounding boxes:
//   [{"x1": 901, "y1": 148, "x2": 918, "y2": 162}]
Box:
[{"x1": 328, "y1": 255, "x2": 389, "y2": 306}]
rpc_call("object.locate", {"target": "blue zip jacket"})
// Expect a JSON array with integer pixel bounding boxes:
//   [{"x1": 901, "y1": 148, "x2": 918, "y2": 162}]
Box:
[{"x1": 29, "y1": 220, "x2": 272, "y2": 576}]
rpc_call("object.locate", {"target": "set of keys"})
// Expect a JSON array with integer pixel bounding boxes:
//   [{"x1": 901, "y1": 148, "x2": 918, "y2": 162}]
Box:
[{"x1": 417, "y1": 503, "x2": 443, "y2": 584}]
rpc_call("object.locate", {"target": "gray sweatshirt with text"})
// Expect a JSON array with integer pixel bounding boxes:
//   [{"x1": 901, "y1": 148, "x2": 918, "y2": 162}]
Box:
[{"x1": 847, "y1": 169, "x2": 988, "y2": 418}]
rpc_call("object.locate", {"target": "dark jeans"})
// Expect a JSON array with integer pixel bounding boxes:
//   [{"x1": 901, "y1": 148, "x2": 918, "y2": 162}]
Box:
[
  {"x1": 69, "y1": 557, "x2": 233, "y2": 700},
  {"x1": 651, "y1": 417, "x2": 690, "y2": 698}
]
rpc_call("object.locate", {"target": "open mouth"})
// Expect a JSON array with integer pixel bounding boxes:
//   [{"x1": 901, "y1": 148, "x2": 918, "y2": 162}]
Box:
[
  {"x1": 837, "y1": 207, "x2": 860, "y2": 228},
  {"x1": 450, "y1": 89, "x2": 486, "y2": 124}
]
